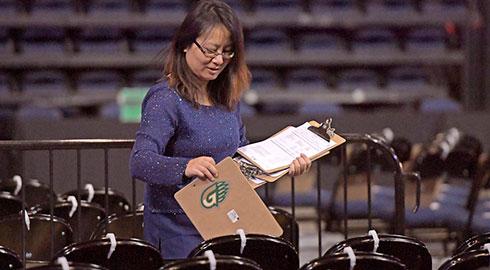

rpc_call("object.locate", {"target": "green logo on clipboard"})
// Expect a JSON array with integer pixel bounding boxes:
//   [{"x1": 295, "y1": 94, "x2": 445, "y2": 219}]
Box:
[{"x1": 201, "y1": 181, "x2": 229, "y2": 209}]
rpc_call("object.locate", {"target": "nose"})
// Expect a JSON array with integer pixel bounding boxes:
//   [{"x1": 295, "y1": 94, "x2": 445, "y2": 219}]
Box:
[{"x1": 211, "y1": 54, "x2": 224, "y2": 65}]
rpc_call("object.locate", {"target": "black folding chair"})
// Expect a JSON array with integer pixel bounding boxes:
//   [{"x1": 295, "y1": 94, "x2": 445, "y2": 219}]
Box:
[
  {"x1": 453, "y1": 232, "x2": 490, "y2": 255},
  {"x1": 300, "y1": 251, "x2": 406, "y2": 270},
  {"x1": 0, "y1": 245, "x2": 23, "y2": 269},
  {"x1": 28, "y1": 262, "x2": 109, "y2": 270},
  {"x1": 0, "y1": 177, "x2": 57, "y2": 208},
  {"x1": 268, "y1": 207, "x2": 299, "y2": 251},
  {"x1": 0, "y1": 213, "x2": 73, "y2": 262},
  {"x1": 35, "y1": 200, "x2": 106, "y2": 242},
  {"x1": 0, "y1": 192, "x2": 23, "y2": 218},
  {"x1": 188, "y1": 234, "x2": 298, "y2": 270},
  {"x1": 161, "y1": 255, "x2": 263, "y2": 270},
  {"x1": 325, "y1": 233, "x2": 431, "y2": 270},
  {"x1": 438, "y1": 249, "x2": 490, "y2": 270},
  {"x1": 63, "y1": 187, "x2": 131, "y2": 216},
  {"x1": 55, "y1": 238, "x2": 163, "y2": 270},
  {"x1": 90, "y1": 211, "x2": 144, "y2": 240}
]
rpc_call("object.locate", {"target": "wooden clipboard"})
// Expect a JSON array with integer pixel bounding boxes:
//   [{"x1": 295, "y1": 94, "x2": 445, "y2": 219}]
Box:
[{"x1": 174, "y1": 157, "x2": 283, "y2": 240}]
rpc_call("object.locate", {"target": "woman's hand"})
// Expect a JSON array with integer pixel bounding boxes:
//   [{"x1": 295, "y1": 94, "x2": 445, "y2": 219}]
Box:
[
  {"x1": 185, "y1": 156, "x2": 218, "y2": 181},
  {"x1": 288, "y1": 153, "x2": 312, "y2": 176}
]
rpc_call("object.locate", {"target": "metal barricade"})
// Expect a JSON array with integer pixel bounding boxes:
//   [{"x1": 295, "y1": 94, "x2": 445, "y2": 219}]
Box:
[{"x1": 0, "y1": 136, "x2": 419, "y2": 268}]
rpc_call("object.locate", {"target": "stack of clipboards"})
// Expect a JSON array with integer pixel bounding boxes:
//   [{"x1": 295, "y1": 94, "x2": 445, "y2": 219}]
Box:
[
  {"x1": 236, "y1": 119, "x2": 346, "y2": 188},
  {"x1": 175, "y1": 119, "x2": 345, "y2": 240}
]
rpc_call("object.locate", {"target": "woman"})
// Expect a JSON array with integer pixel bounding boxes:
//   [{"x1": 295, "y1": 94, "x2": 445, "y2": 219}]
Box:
[{"x1": 130, "y1": 0, "x2": 311, "y2": 259}]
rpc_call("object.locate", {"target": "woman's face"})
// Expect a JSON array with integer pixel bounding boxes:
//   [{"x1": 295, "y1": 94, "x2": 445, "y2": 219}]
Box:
[{"x1": 185, "y1": 24, "x2": 233, "y2": 88}]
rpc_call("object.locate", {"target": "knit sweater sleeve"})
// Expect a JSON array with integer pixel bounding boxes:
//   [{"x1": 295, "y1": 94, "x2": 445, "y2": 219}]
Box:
[{"x1": 129, "y1": 85, "x2": 191, "y2": 186}]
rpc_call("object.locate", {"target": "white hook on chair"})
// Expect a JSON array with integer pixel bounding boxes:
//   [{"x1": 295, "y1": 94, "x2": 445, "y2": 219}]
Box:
[
  {"x1": 368, "y1": 229, "x2": 379, "y2": 253},
  {"x1": 13, "y1": 175, "x2": 22, "y2": 196},
  {"x1": 236, "y1": 229, "x2": 247, "y2": 254},
  {"x1": 67, "y1": 196, "x2": 78, "y2": 218},
  {"x1": 344, "y1": 246, "x2": 356, "y2": 270},
  {"x1": 23, "y1": 210, "x2": 30, "y2": 231},
  {"x1": 204, "y1": 250, "x2": 216, "y2": 270},
  {"x1": 56, "y1": 256, "x2": 69, "y2": 270},
  {"x1": 85, "y1": 183, "x2": 95, "y2": 203},
  {"x1": 105, "y1": 233, "x2": 117, "y2": 259}
]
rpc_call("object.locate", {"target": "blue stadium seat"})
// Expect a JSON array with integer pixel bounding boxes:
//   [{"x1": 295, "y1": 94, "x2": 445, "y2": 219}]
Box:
[
  {"x1": 30, "y1": 0, "x2": 73, "y2": 15},
  {"x1": 99, "y1": 102, "x2": 120, "y2": 119},
  {"x1": 386, "y1": 66, "x2": 430, "y2": 90},
  {"x1": 366, "y1": 0, "x2": 416, "y2": 17},
  {"x1": 297, "y1": 31, "x2": 344, "y2": 54},
  {"x1": 301, "y1": 252, "x2": 406, "y2": 270},
  {"x1": 0, "y1": 72, "x2": 9, "y2": 93},
  {"x1": 223, "y1": 0, "x2": 246, "y2": 13},
  {"x1": 406, "y1": 27, "x2": 447, "y2": 53},
  {"x1": 250, "y1": 68, "x2": 278, "y2": 91},
  {"x1": 420, "y1": 98, "x2": 462, "y2": 113},
  {"x1": 0, "y1": 0, "x2": 16, "y2": 15},
  {"x1": 77, "y1": 70, "x2": 122, "y2": 93},
  {"x1": 352, "y1": 28, "x2": 399, "y2": 54},
  {"x1": 79, "y1": 28, "x2": 124, "y2": 54},
  {"x1": 246, "y1": 29, "x2": 290, "y2": 55},
  {"x1": 131, "y1": 69, "x2": 161, "y2": 87},
  {"x1": 0, "y1": 27, "x2": 10, "y2": 55},
  {"x1": 286, "y1": 68, "x2": 327, "y2": 91},
  {"x1": 310, "y1": 0, "x2": 360, "y2": 16},
  {"x1": 22, "y1": 70, "x2": 67, "y2": 96},
  {"x1": 423, "y1": 0, "x2": 467, "y2": 17},
  {"x1": 254, "y1": 0, "x2": 302, "y2": 17},
  {"x1": 22, "y1": 27, "x2": 65, "y2": 54},
  {"x1": 336, "y1": 69, "x2": 379, "y2": 92},
  {"x1": 15, "y1": 105, "x2": 64, "y2": 120},
  {"x1": 132, "y1": 27, "x2": 174, "y2": 54},
  {"x1": 144, "y1": 0, "x2": 187, "y2": 15},
  {"x1": 86, "y1": 0, "x2": 130, "y2": 14}
]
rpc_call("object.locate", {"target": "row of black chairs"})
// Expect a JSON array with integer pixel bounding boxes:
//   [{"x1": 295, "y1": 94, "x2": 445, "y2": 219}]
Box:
[{"x1": 3, "y1": 229, "x2": 490, "y2": 269}]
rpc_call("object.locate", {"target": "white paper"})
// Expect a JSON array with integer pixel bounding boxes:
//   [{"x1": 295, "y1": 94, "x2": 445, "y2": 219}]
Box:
[{"x1": 238, "y1": 122, "x2": 336, "y2": 172}]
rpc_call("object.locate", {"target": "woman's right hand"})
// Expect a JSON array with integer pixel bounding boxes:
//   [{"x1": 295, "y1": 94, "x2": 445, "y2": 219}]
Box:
[{"x1": 185, "y1": 156, "x2": 218, "y2": 181}]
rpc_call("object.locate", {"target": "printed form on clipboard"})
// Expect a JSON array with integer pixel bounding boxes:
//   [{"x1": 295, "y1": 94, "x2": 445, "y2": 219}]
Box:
[{"x1": 237, "y1": 121, "x2": 345, "y2": 174}]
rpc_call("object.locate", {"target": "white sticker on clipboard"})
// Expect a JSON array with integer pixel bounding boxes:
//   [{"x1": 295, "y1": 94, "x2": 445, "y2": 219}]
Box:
[{"x1": 227, "y1": 209, "x2": 239, "y2": 223}]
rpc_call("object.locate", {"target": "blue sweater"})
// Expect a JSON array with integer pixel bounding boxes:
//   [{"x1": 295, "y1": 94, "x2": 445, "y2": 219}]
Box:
[{"x1": 130, "y1": 81, "x2": 248, "y2": 213}]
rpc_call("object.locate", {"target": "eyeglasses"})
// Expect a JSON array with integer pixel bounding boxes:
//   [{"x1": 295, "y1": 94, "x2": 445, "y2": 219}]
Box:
[{"x1": 193, "y1": 40, "x2": 235, "y2": 60}]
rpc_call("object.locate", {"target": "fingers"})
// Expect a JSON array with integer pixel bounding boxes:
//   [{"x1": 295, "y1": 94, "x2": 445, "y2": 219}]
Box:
[
  {"x1": 289, "y1": 153, "x2": 312, "y2": 176},
  {"x1": 185, "y1": 156, "x2": 218, "y2": 181}
]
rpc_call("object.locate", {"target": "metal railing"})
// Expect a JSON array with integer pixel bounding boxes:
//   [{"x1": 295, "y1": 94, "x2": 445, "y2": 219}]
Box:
[{"x1": 0, "y1": 136, "x2": 418, "y2": 267}]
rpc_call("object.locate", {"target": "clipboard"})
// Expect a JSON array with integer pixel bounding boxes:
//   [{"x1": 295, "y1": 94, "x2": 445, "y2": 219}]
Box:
[
  {"x1": 237, "y1": 119, "x2": 346, "y2": 175},
  {"x1": 174, "y1": 157, "x2": 283, "y2": 240}
]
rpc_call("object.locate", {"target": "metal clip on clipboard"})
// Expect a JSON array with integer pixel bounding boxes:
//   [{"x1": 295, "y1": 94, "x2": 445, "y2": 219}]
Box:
[{"x1": 308, "y1": 118, "x2": 335, "y2": 142}]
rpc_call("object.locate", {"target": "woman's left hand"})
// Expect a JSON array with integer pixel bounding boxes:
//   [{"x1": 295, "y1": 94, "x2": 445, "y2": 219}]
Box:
[{"x1": 288, "y1": 153, "x2": 312, "y2": 176}]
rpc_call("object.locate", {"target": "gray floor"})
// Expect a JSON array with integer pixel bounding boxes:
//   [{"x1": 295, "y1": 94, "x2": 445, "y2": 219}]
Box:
[{"x1": 294, "y1": 208, "x2": 451, "y2": 270}]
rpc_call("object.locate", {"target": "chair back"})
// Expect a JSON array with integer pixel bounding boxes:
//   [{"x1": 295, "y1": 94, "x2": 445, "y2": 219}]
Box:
[
  {"x1": 0, "y1": 213, "x2": 73, "y2": 262},
  {"x1": 268, "y1": 207, "x2": 299, "y2": 251},
  {"x1": 0, "y1": 192, "x2": 23, "y2": 218},
  {"x1": 189, "y1": 234, "x2": 298, "y2": 270},
  {"x1": 453, "y1": 232, "x2": 490, "y2": 255},
  {"x1": 325, "y1": 233, "x2": 431, "y2": 270},
  {"x1": 55, "y1": 238, "x2": 163, "y2": 270},
  {"x1": 90, "y1": 211, "x2": 144, "y2": 240},
  {"x1": 28, "y1": 262, "x2": 109, "y2": 270},
  {"x1": 0, "y1": 245, "x2": 23, "y2": 269},
  {"x1": 36, "y1": 201, "x2": 106, "y2": 242},
  {"x1": 63, "y1": 187, "x2": 131, "y2": 216},
  {"x1": 0, "y1": 177, "x2": 56, "y2": 208},
  {"x1": 300, "y1": 251, "x2": 406, "y2": 270},
  {"x1": 160, "y1": 255, "x2": 263, "y2": 270},
  {"x1": 438, "y1": 249, "x2": 490, "y2": 270}
]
